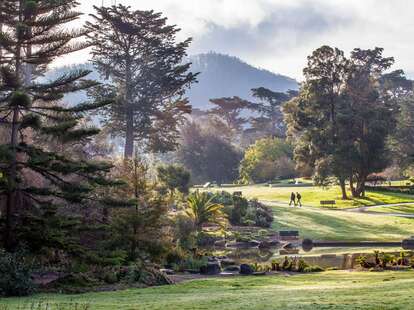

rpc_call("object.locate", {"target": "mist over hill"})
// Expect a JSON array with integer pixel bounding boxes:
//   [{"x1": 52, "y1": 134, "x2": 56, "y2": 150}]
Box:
[
  {"x1": 187, "y1": 53, "x2": 298, "y2": 109},
  {"x1": 47, "y1": 52, "x2": 298, "y2": 110}
]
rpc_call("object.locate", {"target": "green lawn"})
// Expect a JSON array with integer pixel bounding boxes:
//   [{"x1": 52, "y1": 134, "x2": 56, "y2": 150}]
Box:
[
  {"x1": 368, "y1": 204, "x2": 414, "y2": 215},
  {"x1": 2, "y1": 271, "x2": 414, "y2": 309},
  {"x1": 204, "y1": 185, "x2": 414, "y2": 209},
  {"x1": 270, "y1": 205, "x2": 414, "y2": 241}
]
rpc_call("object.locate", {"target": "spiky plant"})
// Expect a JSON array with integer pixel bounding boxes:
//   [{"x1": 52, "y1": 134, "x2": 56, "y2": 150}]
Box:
[{"x1": 0, "y1": 0, "x2": 124, "y2": 252}]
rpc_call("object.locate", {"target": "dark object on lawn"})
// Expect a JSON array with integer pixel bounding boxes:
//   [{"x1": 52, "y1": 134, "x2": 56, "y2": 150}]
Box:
[
  {"x1": 320, "y1": 200, "x2": 336, "y2": 207},
  {"x1": 253, "y1": 271, "x2": 266, "y2": 276},
  {"x1": 200, "y1": 262, "x2": 221, "y2": 275},
  {"x1": 240, "y1": 264, "x2": 254, "y2": 275}
]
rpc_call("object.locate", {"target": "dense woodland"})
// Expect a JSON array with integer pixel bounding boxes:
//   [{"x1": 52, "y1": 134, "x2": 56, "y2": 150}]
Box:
[{"x1": 0, "y1": 1, "x2": 413, "y2": 297}]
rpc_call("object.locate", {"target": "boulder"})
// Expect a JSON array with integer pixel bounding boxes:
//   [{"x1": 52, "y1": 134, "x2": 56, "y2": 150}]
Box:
[
  {"x1": 239, "y1": 264, "x2": 254, "y2": 275},
  {"x1": 220, "y1": 258, "x2": 236, "y2": 267},
  {"x1": 226, "y1": 240, "x2": 260, "y2": 248},
  {"x1": 224, "y1": 265, "x2": 240, "y2": 272},
  {"x1": 258, "y1": 240, "x2": 279, "y2": 248},
  {"x1": 214, "y1": 240, "x2": 227, "y2": 247},
  {"x1": 160, "y1": 268, "x2": 175, "y2": 275},
  {"x1": 200, "y1": 262, "x2": 221, "y2": 275}
]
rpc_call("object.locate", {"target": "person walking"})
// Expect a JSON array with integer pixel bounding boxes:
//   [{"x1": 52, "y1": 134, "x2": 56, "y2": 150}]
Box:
[
  {"x1": 289, "y1": 192, "x2": 296, "y2": 207},
  {"x1": 296, "y1": 192, "x2": 302, "y2": 207}
]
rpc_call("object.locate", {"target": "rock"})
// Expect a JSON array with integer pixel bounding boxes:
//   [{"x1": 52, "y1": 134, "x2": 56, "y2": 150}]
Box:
[
  {"x1": 200, "y1": 262, "x2": 221, "y2": 275},
  {"x1": 226, "y1": 240, "x2": 260, "y2": 248},
  {"x1": 184, "y1": 269, "x2": 200, "y2": 274},
  {"x1": 239, "y1": 264, "x2": 254, "y2": 275},
  {"x1": 253, "y1": 271, "x2": 266, "y2": 276},
  {"x1": 220, "y1": 258, "x2": 236, "y2": 267},
  {"x1": 214, "y1": 240, "x2": 227, "y2": 247},
  {"x1": 224, "y1": 265, "x2": 240, "y2": 272},
  {"x1": 258, "y1": 240, "x2": 279, "y2": 248},
  {"x1": 160, "y1": 268, "x2": 175, "y2": 275}
]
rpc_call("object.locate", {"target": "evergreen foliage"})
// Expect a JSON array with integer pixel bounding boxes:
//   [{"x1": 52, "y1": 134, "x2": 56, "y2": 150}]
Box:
[
  {"x1": 86, "y1": 5, "x2": 197, "y2": 158},
  {"x1": 0, "y1": 0, "x2": 122, "y2": 252}
]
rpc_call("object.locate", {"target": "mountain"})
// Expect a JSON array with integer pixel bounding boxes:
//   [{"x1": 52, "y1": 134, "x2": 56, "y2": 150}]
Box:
[
  {"x1": 187, "y1": 53, "x2": 298, "y2": 109},
  {"x1": 46, "y1": 52, "x2": 298, "y2": 110}
]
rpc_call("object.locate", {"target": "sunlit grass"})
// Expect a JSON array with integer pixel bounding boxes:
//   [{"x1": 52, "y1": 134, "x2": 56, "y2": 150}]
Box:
[
  {"x1": 202, "y1": 185, "x2": 414, "y2": 209},
  {"x1": 369, "y1": 204, "x2": 414, "y2": 214},
  {"x1": 3, "y1": 271, "x2": 414, "y2": 310},
  {"x1": 271, "y1": 205, "x2": 414, "y2": 241}
]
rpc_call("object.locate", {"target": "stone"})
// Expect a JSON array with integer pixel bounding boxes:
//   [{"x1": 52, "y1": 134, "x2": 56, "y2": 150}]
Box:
[
  {"x1": 160, "y1": 268, "x2": 175, "y2": 275},
  {"x1": 224, "y1": 265, "x2": 240, "y2": 272},
  {"x1": 220, "y1": 258, "x2": 236, "y2": 267},
  {"x1": 214, "y1": 240, "x2": 227, "y2": 247},
  {"x1": 200, "y1": 262, "x2": 221, "y2": 275},
  {"x1": 239, "y1": 264, "x2": 254, "y2": 275}
]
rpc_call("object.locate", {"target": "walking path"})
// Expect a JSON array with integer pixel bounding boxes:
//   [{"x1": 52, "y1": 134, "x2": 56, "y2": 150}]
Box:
[{"x1": 261, "y1": 200, "x2": 414, "y2": 218}]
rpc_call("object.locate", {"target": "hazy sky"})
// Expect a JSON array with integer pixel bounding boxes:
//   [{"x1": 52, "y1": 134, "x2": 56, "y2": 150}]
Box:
[{"x1": 62, "y1": 0, "x2": 414, "y2": 80}]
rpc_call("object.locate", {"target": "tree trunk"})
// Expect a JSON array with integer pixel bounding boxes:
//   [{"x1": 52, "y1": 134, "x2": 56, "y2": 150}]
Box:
[
  {"x1": 123, "y1": 58, "x2": 134, "y2": 158},
  {"x1": 339, "y1": 178, "x2": 348, "y2": 200},
  {"x1": 350, "y1": 174, "x2": 366, "y2": 198},
  {"x1": 5, "y1": 107, "x2": 20, "y2": 250},
  {"x1": 124, "y1": 113, "x2": 134, "y2": 158}
]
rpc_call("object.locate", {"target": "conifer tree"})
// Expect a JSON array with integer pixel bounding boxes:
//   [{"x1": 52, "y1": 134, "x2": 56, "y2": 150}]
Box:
[
  {"x1": 249, "y1": 87, "x2": 298, "y2": 138},
  {"x1": 86, "y1": 5, "x2": 197, "y2": 158},
  {"x1": 0, "y1": 0, "x2": 120, "y2": 251}
]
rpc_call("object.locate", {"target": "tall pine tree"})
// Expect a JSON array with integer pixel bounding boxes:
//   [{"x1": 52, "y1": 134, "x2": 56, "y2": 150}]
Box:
[
  {"x1": 86, "y1": 5, "x2": 197, "y2": 158},
  {"x1": 0, "y1": 0, "x2": 120, "y2": 251}
]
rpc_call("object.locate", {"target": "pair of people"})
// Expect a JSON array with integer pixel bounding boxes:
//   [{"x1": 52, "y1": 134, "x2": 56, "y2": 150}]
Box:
[{"x1": 289, "y1": 192, "x2": 302, "y2": 207}]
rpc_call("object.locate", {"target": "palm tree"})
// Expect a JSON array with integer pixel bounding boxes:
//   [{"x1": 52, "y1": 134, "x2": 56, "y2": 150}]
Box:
[{"x1": 185, "y1": 191, "x2": 226, "y2": 232}]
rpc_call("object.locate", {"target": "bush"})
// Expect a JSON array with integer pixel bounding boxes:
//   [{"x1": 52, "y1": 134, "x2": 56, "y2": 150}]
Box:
[
  {"x1": 197, "y1": 232, "x2": 219, "y2": 247},
  {"x1": 213, "y1": 191, "x2": 274, "y2": 228},
  {"x1": 296, "y1": 259, "x2": 309, "y2": 272},
  {"x1": 124, "y1": 265, "x2": 173, "y2": 286},
  {"x1": 172, "y1": 256, "x2": 208, "y2": 272},
  {"x1": 303, "y1": 265, "x2": 324, "y2": 273},
  {"x1": 0, "y1": 249, "x2": 36, "y2": 297}
]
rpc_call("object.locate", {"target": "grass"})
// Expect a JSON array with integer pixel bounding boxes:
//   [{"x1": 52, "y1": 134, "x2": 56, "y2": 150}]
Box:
[
  {"x1": 2, "y1": 271, "x2": 414, "y2": 309},
  {"x1": 368, "y1": 204, "x2": 414, "y2": 215},
  {"x1": 270, "y1": 205, "x2": 414, "y2": 241},
  {"x1": 203, "y1": 184, "x2": 414, "y2": 209}
]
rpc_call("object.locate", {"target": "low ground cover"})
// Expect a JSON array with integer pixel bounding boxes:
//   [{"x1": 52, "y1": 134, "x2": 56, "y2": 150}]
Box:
[
  {"x1": 203, "y1": 185, "x2": 414, "y2": 209},
  {"x1": 2, "y1": 271, "x2": 414, "y2": 310}
]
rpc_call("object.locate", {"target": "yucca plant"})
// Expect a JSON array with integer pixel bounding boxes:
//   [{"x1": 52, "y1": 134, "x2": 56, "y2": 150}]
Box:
[{"x1": 185, "y1": 191, "x2": 227, "y2": 232}]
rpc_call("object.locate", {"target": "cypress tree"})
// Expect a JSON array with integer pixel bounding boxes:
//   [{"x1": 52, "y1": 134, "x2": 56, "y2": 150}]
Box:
[
  {"x1": 0, "y1": 0, "x2": 121, "y2": 251},
  {"x1": 86, "y1": 5, "x2": 197, "y2": 158}
]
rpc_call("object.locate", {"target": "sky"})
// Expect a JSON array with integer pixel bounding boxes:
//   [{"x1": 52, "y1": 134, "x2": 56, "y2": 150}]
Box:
[{"x1": 62, "y1": 0, "x2": 414, "y2": 81}]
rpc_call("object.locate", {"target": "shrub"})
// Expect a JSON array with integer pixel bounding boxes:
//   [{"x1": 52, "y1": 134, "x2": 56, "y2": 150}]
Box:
[
  {"x1": 271, "y1": 259, "x2": 280, "y2": 271},
  {"x1": 197, "y1": 232, "x2": 219, "y2": 247},
  {"x1": 296, "y1": 259, "x2": 309, "y2": 272},
  {"x1": 215, "y1": 192, "x2": 274, "y2": 227},
  {"x1": 303, "y1": 265, "x2": 324, "y2": 273},
  {"x1": 0, "y1": 249, "x2": 36, "y2": 297},
  {"x1": 172, "y1": 256, "x2": 208, "y2": 272}
]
